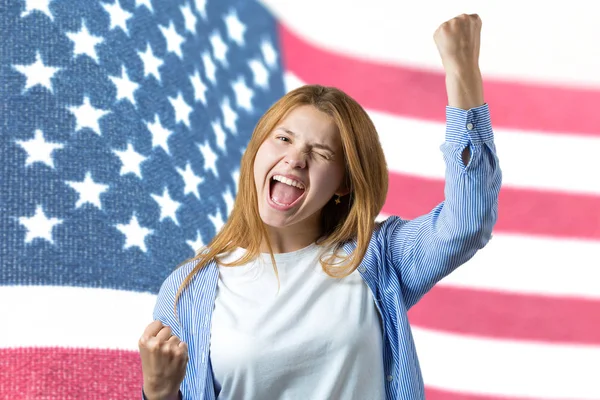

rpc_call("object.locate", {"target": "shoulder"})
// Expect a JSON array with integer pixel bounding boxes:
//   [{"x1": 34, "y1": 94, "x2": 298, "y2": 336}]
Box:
[
  {"x1": 341, "y1": 215, "x2": 408, "y2": 256},
  {"x1": 372, "y1": 215, "x2": 409, "y2": 244}
]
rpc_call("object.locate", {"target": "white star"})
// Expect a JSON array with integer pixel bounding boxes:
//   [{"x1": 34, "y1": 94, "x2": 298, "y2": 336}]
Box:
[
  {"x1": 180, "y1": 3, "x2": 197, "y2": 34},
  {"x1": 221, "y1": 97, "x2": 237, "y2": 134},
  {"x1": 68, "y1": 97, "x2": 110, "y2": 135},
  {"x1": 159, "y1": 21, "x2": 185, "y2": 59},
  {"x1": 102, "y1": 0, "x2": 133, "y2": 35},
  {"x1": 65, "y1": 172, "x2": 109, "y2": 209},
  {"x1": 21, "y1": 0, "x2": 54, "y2": 20},
  {"x1": 202, "y1": 52, "x2": 217, "y2": 84},
  {"x1": 198, "y1": 141, "x2": 218, "y2": 177},
  {"x1": 15, "y1": 130, "x2": 63, "y2": 168},
  {"x1": 168, "y1": 92, "x2": 193, "y2": 128},
  {"x1": 151, "y1": 187, "x2": 181, "y2": 226},
  {"x1": 261, "y1": 39, "x2": 278, "y2": 69},
  {"x1": 66, "y1": 21, "x2": 104, "y2": 63},
  {"x1": 211, "y1": 120, "x2": 226, "y2": 151},
  {"x1": 146, "y1": 114, "x2": 173, "y2": 154},
  {"x1": 113, "y1": 143, "x2": 147, "y2": 178},
  {"x1": 135, "y1": 0, "x2": 152, "y2": 12},
  {"x1": 194, "y1": 0, "x2": 207, "y2": 19},
  {"x1": 138, "y1": 43, "x2": 163, "y2": 82},
  {"x1": 225, "y1": 11, "x2": 246, "y2": 46},
  {"x1": 13, "y1": 52, "x2": 61, "y2": 93},
  {"x1": 115, "y1": 214, "x2": 153, "y2": 252},
  {"x1": 208, "y1": 209, "x2": 225, "y2": 234},
  {"x1": 190, "y1": 70, "x2": 207, "y2": 104},
  {"x1": 210, "y1": 31, "x2": 228, "y2": 66},
  {"x1": 19, "y1": 205, "x2": 62, "y2": 244},
  {"x1": 176, "y1": 162, "x2": 204, "y2": 199},
  {"x1": 232, "y1": 76, "x2": 254, "y2": 112},
  {"x1": 231, "y1": 168, "x2": 240, "y2": 193},
  {"x1": 223, "y1": 189, "x2": 235, "y2": 216},
  {"x1": 109, "y1": 65, "x2": 139, "y2": 106},
  {"x1": 186, "y1": 230, "x2": 204, "y2": 254},
  {"x1": 249, "y1": 59, "x2": 269, "y2": 89}
]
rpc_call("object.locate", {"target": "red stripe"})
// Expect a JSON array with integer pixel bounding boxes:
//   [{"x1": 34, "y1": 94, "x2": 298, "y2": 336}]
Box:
[
  {"x1": 280, "y1": 24, "x2": 600, "y2": 137},
  {"x1": 383, "y1": 172, "x2": 600, "y2": 240},
  {"x1": 0, "y1": 347, "x2": 141, "y2": 398},
  {"x1": 426, "y1": 387, "x2": 549, "y2": 400},
  {"x1": 409, "y1": 285, "x2": 600, "y2": 344}
]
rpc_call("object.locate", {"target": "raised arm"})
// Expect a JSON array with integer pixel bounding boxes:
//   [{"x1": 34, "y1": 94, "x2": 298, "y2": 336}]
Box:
[{"x1": 386, "y1": 14, "x2": 502, "y2": 308}]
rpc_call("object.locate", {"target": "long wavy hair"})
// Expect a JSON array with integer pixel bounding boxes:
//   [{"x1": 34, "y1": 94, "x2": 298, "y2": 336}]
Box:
[{"x1": 173, "y1": 85, "x2": 388, "y2": 310}]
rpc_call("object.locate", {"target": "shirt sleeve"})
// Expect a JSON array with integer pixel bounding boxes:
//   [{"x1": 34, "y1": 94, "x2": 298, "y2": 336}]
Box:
[
  {"x1": 387, "y1": 103, "x2": 502, "y2": 309},
  {"x1": 141, "y1": 389, "x2": 183, "y2": 400}
]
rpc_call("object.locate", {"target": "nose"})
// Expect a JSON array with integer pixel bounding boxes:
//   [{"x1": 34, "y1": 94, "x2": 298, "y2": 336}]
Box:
[{"x1": 285, "y1": 148, "x2": 307, "y2": 169}]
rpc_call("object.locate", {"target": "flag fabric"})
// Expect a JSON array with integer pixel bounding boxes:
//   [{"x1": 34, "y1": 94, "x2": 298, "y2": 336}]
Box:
[
  {"x1": 1, "y1": 0, "x2": 599, "y2": 399},
  {"x1": 1, "y1": 0, "x2": 284, "y2": 397}
]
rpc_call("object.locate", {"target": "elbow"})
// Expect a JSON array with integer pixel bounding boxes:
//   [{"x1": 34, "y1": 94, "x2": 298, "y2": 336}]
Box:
[{"x1": 466, "y1": 202, "x2": 498, "y2": 250}]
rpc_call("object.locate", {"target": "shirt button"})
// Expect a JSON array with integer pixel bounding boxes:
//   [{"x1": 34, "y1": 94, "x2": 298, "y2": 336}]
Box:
[
  {"x1": 386, "y1": 375, "x2": 394, "y2": 382},
  {"x1": 466, "y1": 123, "x2": 474, "y2": 130},
  {"x1": 357, "y1": 265, "x2": 366, "y2": 273}
]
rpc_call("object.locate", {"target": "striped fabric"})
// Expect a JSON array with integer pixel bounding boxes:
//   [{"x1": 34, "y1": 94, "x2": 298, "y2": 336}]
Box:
[{"x1": 150, "y1": 104, "x2": 501, "y2": 399}]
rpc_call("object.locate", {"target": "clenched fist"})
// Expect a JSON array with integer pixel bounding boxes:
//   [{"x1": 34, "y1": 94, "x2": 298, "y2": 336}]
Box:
[
  {"x1": 434, "y1": 14, "x2": 484, "y2": 110},
  {"x1": 139, "y1": 320, "x2": 188, "y2": 400},
  {"x1": 434, "y1": 13, "x2": 482, "y2": 75}
]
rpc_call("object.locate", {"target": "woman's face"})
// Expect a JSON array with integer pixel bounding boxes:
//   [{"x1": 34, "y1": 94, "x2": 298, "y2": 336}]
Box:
[{"x1": 253, "y1": 105, "x2": 347, "y2": 234}]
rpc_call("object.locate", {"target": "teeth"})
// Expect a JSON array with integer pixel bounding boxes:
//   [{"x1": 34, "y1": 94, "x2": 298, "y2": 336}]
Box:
[{"x1": 272, "y1": 175, "x2": 305, "y2": 189}]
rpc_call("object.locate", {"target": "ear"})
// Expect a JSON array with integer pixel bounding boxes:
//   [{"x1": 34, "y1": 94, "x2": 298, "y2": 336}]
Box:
[
  {"x1": 335, "y1": 174, "x2": 352, "y2": 197},
  {"x1": 335, "y1": 186, "x2": 351, "y2": 197}
]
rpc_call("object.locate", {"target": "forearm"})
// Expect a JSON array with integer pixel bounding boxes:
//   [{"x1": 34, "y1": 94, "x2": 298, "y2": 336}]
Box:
[{"x1": 445, "y1": 66, "x2": 485, "y2": 110}]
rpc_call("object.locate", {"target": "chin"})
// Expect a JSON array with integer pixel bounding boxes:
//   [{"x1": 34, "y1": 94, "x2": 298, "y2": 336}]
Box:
[{"x1": 258, "y1": 209, "x2": 294, "y2": 229}]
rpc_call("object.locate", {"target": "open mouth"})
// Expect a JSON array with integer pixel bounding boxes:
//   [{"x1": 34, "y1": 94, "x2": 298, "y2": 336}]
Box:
[{"x1": 268, "y1": 174, "x2": 306, "y2": 208}]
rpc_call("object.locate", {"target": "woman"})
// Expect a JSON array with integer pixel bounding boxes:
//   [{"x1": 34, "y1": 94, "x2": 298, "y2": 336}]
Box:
[{"x1": 139, "y1": 13, "x2": 502, "y2": 400}]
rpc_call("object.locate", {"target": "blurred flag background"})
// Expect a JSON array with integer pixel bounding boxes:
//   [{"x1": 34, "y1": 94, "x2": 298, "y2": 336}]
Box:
[{"x1": 1, "y1": 0, "x2": 599, "y2": 398}]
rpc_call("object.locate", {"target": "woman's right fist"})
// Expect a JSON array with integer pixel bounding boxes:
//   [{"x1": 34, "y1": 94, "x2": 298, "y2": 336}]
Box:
[{"x1": 139, "y1": 320, "x2": 188, "y2": 400}]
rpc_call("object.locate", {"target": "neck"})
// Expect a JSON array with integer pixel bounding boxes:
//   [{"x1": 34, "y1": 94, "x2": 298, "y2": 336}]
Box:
[{"x1": 261, "y1": 222, "x2": 320, "y2": 254}]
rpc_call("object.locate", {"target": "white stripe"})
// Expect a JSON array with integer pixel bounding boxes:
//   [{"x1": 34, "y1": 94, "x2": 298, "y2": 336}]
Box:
[
  {"x1": 285, "y1": 73, "x2": 600, "y2": 196},
  {"x1": 262, "y1": 0, "x2": 600, "y2": 88},
  {"x1": 378, "y1": 212, "x2": 600, "y2": 298},
  {"x1": 438, "y1": 234, "x2": 600, "y2": 298},
  {"x1": 413, "y1": 326, "x2": 600, "y2": 399},
  {"x1": 0, "y1": 286, "x2": 155, "y2": 350}
]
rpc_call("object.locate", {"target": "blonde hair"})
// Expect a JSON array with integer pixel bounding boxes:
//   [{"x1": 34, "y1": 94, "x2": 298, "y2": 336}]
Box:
[{"x1": 173, "y1": 85, "x2": 388, "y2": 310}]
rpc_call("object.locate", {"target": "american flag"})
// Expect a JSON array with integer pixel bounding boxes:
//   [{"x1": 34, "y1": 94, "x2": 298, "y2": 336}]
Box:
[{"x1": 1, "y1": 0, "x2": 599, "y2": 398}]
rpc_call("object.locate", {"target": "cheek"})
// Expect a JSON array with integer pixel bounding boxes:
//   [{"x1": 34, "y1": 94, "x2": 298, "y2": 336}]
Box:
[
  {"x1": 253, "y1": 143, "x2": 273, "y2": 182},
  {"x1": 313, "y1": 163, "x2": 345, "y2": 191}
]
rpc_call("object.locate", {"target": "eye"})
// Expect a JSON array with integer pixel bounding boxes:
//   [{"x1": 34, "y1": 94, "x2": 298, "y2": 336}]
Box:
[
  {"x1": 276, "y1": 136, "x2": 290, "y2": 142},
  {"x1": 312, "y1": 151, "x2": 330, "y2": 160}
]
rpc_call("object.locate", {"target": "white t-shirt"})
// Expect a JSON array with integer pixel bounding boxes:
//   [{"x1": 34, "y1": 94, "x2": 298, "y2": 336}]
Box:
[{"x1": 210, "y1": 242, "x2": 385, "y2": 400}]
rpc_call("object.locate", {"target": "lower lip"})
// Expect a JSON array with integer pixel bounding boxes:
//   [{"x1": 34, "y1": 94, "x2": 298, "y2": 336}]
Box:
[{"x1": 267, "y1": 181, "x2": 306, "y2": 211}]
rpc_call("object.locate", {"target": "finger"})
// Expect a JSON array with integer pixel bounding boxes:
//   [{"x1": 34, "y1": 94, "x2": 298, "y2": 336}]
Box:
[
  {"x1": 141, "y1": 320, "x2": 164, "y2": 339},
  {"x1": 167, "y1": 334, "x2": 181, "y2": 345},
  {"x1": 469, "y1": 13, "x2": 482, "y2": 24},
  {"x1": 155, "y1": 326, "x2": 173, "y2": 342}
]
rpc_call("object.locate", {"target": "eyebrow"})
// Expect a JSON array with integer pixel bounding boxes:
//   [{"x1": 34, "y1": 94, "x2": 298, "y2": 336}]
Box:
[{"x1": 279, "y1": 128, "x2": 336, "y2": 154}]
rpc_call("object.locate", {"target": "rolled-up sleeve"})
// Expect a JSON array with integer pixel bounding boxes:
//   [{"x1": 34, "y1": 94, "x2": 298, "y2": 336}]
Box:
[{"x1": 388, "y1": 103, "x2": 502, "y2": 309}]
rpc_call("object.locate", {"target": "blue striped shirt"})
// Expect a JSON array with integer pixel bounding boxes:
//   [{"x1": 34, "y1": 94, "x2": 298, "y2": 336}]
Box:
[{"x1": 149, "y1": 103, "x2": 502, "y2": 399}]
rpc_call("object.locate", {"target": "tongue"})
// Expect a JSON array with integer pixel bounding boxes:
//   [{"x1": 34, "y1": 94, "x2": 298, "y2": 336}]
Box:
[{"x1": 271, "y1": 181, "x2": 304, "y2": 205}]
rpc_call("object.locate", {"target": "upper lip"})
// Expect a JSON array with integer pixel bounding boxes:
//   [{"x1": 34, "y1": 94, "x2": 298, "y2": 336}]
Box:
[{"x1": 269, "y1": 173, "x2": 306, "y2": 189}]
